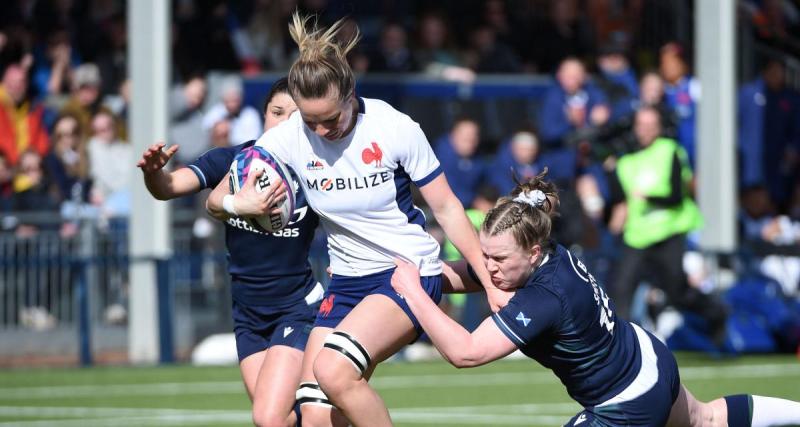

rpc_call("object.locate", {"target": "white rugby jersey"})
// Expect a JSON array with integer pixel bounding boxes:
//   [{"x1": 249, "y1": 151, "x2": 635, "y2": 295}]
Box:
[{"x1": 255, "y1": 97, "x2": 444, "y2": 277}]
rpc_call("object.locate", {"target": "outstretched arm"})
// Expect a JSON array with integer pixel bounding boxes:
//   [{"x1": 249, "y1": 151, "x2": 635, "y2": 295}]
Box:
[
  {"x1": 392, "y1": 259, "x2": 517, "y2": 367},
  {"x1": 136, "y1": 142, "x2": 201, "y2": 200},
  {"x1": 419, "y1": 174, "x2": 514, "y2": 310}
]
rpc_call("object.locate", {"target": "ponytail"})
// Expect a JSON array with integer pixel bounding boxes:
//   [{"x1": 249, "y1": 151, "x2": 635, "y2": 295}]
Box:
[{"x1": 288, "y1": 13, "x2": 360, "y2": 101}]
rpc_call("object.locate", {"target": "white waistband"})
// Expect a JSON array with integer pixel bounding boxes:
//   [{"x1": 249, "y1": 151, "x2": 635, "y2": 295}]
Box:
[{"x1": 596, "y1": 323, "x2": 659, "y2": 407}]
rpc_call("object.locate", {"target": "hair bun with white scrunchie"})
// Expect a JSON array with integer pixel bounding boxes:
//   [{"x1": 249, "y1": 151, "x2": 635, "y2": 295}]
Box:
[{"x1": 513, "y1": 189, "x2": 547, "y2": 208}]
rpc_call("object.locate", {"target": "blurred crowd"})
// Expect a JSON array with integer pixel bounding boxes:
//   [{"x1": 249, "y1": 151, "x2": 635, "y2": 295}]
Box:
[{"x1": 2, "y1": 0, "x2": 800, "y2": 342}]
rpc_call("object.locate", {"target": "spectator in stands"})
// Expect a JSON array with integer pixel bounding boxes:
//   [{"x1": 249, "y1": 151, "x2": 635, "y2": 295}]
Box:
[
  {"x1": 210, "y1": 119, "x2": 231, "y2": 148},
  {"x1": 0, "y1": 153, "x2": 13, "y2": 214},
  {"x1": 30, "y1": 28, "x2": 76, "y2": 102},
  {"x1": 413, "y1": 11, "x2": 475, "y2": 83},
  {"x1": 594, "y1": 41, "x2": 638, "y2": 122},
  {"x1": 12, "y1": 150, "x2": 58, "y2": 238},
  {"x1": 463, "y1": 23, "x2": 521, "y2": 73},
  {"x1": 368, "y1": 22, "x2": 417, "y2": 73},
  {"x1": 660, "y1": 42, "x2": 699, "y2": 168},
  {"x1": 170, "y1": 75, "x2": 209, "y2": 165},
  {"x1": 530, "y1": 0, "x2": 594, "y2": 73},
  {"x1": 0, "y1": 64, "x2": 50, "y2": 167},
  {"x1": 608, "y1": 106, "x2": 726, "y2": 341},
  {"x1": 87, "y1": 110, "x2": 132, "y2": 219},
  {"x1": 241, "y1": 0, "x2": 296, "y2": 71},
  {"x1": 44, "y1": 113, "x2": 88, "y2": 203},
  {"x1": 740, "y1": 184, "x2": 800, "y2": 297},
  {"x1": 202, "y1": 76, "x2": 261, "y2": 146},
  {"x1": 738, "y1": 59, "x2": 800, "y2": 212},
  {"x1": 172, "y1": 0, "x2": 241, "y2": 77},
  {"x1": 101, "y1": 78, "x2": 129, "y2": 140},
  {"x1": 434, "y1": 117, "x2": 486, "y2": 207},
  {"x1": 537, "y1": 57, "x2": 610, "y2": 148},
  {"x1": 95, "y1": 13, "x2": 128, "y2": 100},
  {"x1": 60, "y1": 63, "x2": 104, "y2": 140},
  {"x1": 635, "y1": 71, "x2": 678, "y2": 138},
  {"x1": 489, "y1": 129, "x2": 545, "y2": 194}
]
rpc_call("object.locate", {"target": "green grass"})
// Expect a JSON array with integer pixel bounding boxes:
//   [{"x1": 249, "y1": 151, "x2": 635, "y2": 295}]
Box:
[{"x1": 0, "y1": 353, "x2": 798, "y2": 426}]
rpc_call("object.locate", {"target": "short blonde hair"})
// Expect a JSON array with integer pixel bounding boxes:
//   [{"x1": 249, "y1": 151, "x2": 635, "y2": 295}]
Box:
[{"x1": 288, "y1": 13, "x2": 360, "y2": 101}]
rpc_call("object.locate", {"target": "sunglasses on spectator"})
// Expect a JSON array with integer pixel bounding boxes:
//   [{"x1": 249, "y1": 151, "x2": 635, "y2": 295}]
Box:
[{"x1": 55, "y1": 131, "x2": 78, "y2": 138}]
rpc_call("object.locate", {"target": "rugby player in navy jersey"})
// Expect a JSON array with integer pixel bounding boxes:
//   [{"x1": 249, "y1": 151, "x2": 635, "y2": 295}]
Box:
[
  {"x1": 137, "y1": 78, "x2": 322, "y2": 427},
  {"x1": 392, "y1": 170, "x2": 800, "y2": 426}
]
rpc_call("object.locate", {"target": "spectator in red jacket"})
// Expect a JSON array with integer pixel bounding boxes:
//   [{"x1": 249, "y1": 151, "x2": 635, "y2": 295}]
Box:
[{"x1": 0, "y1": 64, "x2": 49, "y2": 167}]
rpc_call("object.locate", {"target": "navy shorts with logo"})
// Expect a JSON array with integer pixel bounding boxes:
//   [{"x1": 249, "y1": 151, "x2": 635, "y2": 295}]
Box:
[
  {"x1": 315, "y1": 268, "x2": 442, "y2": 334},
  {"x1": 563, "y1": 328, "x2": 681, "y2": 426},
  {"x1": 231, "y1": 281, "x2": 320, "y2": 362}
]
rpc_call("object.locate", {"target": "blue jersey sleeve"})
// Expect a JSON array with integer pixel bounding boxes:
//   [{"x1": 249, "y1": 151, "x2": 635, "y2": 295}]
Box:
[
  {"x1": 492, "y1": 285, "x2": 562, "y2": 347},
  {"x1": 188, "y1": 143, "x2": 252, "y2": 189}
]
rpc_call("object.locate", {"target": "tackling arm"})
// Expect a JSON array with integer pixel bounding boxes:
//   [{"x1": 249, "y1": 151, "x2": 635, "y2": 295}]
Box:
[
  {"x1": 392, "y1": 259, "x2": 517, "y2": 367},
  {"x1": 419, "y1": 174, "x2": 514, "y2": 310}
]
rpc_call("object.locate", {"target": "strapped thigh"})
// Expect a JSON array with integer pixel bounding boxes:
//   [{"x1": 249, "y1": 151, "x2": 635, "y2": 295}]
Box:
[
  {"x1": 322, "y1": 331, "x2": 372, "y2": 376},
  {"x1": 295, "y1": 382, "x2": 333, "y2": 408}
]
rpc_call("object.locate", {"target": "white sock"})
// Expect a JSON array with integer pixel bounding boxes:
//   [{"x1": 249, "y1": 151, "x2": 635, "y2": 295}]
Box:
[{"x1": 751, "y1": 395, "x2": 800, "y2": 427}]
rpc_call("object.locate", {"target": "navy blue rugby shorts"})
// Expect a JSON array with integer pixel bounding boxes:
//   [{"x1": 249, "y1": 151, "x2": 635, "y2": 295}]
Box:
[{"x1": 314, "y1": 267, "x2": 442, "y2": 334}]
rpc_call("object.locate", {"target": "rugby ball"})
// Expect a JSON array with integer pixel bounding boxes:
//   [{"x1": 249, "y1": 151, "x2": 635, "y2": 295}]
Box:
[{"x1": 229, "y1": 146, "x2": 296, "y2": 233}]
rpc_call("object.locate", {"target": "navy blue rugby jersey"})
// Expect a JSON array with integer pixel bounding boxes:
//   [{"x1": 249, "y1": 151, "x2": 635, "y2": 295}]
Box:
[
  {"x1": 188, "y1": 140, "x2": 320, "y2": 305},
  {"x1": 492, "y1": 244, "x2": 641, "y2": 407}
]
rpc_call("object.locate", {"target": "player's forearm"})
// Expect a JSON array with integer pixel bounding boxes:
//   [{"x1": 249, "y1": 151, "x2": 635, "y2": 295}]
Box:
[
  {"x1": 434, "y1": 201, "x2": 492, "y2": 288},
  {"x1": 441, "y1": 261, "x2": 483, "y2": 294},
  {"x1": 206, "y1": 182, "x2": 231, "y2": 221},
  {"x1": 403, "y1": 286, "x2": 485, "y2": 368},
  {"x1": 142, "y1": 169, "x2": 176, "y2": 200},
  {"x1": 434, "y1": 196, "x2": 489, "y2": 272}
]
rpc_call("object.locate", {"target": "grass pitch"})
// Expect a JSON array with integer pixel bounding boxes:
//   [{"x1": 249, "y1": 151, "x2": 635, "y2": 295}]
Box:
[{"x1": 0, "y1": 353, "x2": 798, "y2": 426}]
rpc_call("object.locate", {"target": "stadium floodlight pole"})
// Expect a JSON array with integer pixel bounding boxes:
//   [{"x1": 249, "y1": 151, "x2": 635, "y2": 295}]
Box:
[
  {"x1": 695, "y1": 0, "x2": 737, "y2": 255},
  {"x1": 128, "y1": 0, "x2": 172, "y2": 364}
]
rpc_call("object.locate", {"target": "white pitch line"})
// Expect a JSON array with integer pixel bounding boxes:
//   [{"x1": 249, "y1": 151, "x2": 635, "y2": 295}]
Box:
[
  {"x1": 395, "y1": 402, "x2": 580, "y2": 414},
  {"x1": 0, "y1": 362, "x2": 797, "y2": 401},
  {"x1": 391, "y1": 411, "x2": 569, "y2": 425},
  {"x1": 0, "y1": 404, "x2": 578, "y2": 426},
  {"x1": 0, "y1": 406, "x2": 252, "y2": 426}
]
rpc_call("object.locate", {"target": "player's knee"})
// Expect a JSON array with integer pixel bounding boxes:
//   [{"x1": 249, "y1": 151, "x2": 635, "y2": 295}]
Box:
[
  {"x1": 251, "y1": 404, "x2": 287, "y2": 427},
  {"x1": 314, "y1": 331, "x2": 371, "y2": 393}
]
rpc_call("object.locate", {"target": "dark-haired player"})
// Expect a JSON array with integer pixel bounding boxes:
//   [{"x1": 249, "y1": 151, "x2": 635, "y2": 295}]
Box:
[{"x1": 137, "y1": 77, "x2": 319, "y2": 427}]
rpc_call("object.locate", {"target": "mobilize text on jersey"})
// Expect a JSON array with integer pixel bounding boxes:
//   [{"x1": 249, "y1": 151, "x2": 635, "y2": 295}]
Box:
[{"x1": 306, "y1": 171, "x2": 392, "y2": 192}]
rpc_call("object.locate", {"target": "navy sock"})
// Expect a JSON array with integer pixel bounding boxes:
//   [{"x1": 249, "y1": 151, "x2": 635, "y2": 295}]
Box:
[
  {"x1": 293, "y1": 402, "x2": 302, "y2": 427},
  {"x1": 725, "y1": 394, "x2": 753, "y2": 427}
]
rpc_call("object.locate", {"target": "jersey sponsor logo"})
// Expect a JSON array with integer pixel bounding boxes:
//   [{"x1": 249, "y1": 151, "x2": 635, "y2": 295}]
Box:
[
  {"x1": 306, "y1": 159, "x2": 324, "y2": 170},
  {"x1": 283, "y1": 326, "x2": 294, "y2": 337},
  {"x1": 225, "y1": 207, "x2": 309, "y2": 238},
  {"x1": 516, "y1": 312, "x2": 531, "y2": 327},
  {"x1": 319, "y1": 294, "x2": 335, "y2": 317},
  {"x1": 306, "y1": 172, "x2": 392, "y2": 192},
  {"x1": 361, "y1": 142, "x2": 383, "y2": 167},
  {"x1": 574, "y1": 413, "x2": 587, "y2": 425}
]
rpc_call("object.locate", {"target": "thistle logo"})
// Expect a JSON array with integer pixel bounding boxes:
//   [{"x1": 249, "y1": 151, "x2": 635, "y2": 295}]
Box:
[
  {"x1": 361, "y1": 142, "x2": 383, "y2": 167},
  {"x1": 306, "y1": 159, "x2": 324, "y2": 170},
  {"x1": 319, "y1": 294, "x2": 335, "y2": 317}
]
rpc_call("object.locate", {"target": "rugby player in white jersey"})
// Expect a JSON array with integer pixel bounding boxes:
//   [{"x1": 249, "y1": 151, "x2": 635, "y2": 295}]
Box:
[{"x1": 206, "y1": 12, "x2": 509, "y2": 427}]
